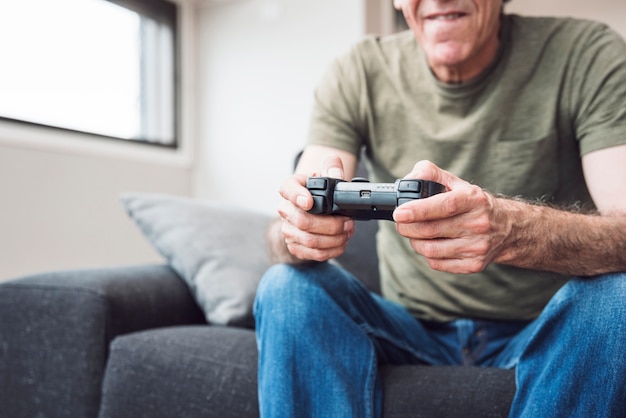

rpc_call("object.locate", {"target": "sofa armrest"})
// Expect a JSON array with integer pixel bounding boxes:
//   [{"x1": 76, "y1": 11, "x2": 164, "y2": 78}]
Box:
[{"x1": 0, "y1": 264, "x2": 205, "y2": 418}]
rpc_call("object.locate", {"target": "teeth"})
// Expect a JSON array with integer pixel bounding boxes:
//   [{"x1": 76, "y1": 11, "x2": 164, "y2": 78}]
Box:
[{"x1": 432, "y1": 13, "x2": 464, "y2": 20}]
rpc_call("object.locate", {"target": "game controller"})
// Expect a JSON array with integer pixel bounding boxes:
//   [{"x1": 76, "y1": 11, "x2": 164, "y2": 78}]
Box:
[{"x1": 306, "y1": 177, "x2": 446, "y2": 221}]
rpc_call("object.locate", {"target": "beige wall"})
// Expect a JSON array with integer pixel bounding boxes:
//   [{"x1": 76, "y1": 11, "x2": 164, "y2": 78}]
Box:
[
  {"x1": 0, "y1": 142, "x2": 191, "y2": 280},
  {"x1": 506, "y1": 0, "x2": 626, "y2": 38}
]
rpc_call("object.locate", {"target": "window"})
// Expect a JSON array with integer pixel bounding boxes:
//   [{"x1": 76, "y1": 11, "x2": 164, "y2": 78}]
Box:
[{"x1": 0, "y1": 0, "x2": 178, "y2": 146}]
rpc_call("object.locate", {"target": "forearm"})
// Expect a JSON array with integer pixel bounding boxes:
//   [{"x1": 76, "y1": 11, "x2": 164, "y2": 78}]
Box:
[{"x1": 494, "y1": 196, "x2": 626, "y2": 276}]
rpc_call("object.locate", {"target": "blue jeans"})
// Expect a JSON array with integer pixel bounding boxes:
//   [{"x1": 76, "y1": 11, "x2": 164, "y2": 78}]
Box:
[{"x1": 254, "y1": 262, "x2": 626, "y2": 417}]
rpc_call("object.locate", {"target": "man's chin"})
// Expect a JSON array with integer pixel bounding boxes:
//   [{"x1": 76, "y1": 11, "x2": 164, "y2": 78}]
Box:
[
  {"x1": 426, "y1": 47, "x2": 473, "y2": 82},
  {"x1": 430, "y1": 42, "x2": 470, "y2": 64}
]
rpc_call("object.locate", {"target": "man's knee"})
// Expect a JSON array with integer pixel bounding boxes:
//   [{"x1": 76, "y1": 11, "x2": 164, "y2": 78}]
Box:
[
  {"x1": 255, "y1": 263, "x2": 334, "y2": 319},
  {"x1": 256, "y1": 264, "x2": 297, "y2": 302},
  {"x1": 257, "y1": 263, "x2": 325, "y2": 299},
  {"x1": 547, "y1": 272, "x2": 626, "y2": 331},
  {"x1": 554, "y1": 272, "x2": 626, "y2": 306},
  {"x1": 258, "y1": 262, "x2": 353, "y2": 300}
]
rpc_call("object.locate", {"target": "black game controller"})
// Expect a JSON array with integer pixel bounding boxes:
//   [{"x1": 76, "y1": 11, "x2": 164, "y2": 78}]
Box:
[{"x1": 306, "y1": 177, "x2": 446, "y2": 221}]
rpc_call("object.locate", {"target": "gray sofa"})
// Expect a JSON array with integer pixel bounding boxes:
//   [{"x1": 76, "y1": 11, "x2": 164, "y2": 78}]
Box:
[{"x1": 0, "y1": 209, "x2": 516, "y2": 417}]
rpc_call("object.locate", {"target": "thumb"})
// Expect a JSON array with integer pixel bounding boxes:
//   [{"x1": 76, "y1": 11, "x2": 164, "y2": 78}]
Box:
[{"x1": 321, "y1": 154, "x2": 346, "y2": 180}]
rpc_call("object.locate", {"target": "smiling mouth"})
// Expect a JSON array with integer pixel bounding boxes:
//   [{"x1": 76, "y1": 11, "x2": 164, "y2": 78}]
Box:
[{"x1": 427, "y1": 13, "x2": 467, "y2": 21}]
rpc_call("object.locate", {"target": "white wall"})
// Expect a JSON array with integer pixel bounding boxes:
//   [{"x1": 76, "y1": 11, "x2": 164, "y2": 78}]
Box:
[{"x1": 193, "y1": 0, "x2": 365, "y2": 214}]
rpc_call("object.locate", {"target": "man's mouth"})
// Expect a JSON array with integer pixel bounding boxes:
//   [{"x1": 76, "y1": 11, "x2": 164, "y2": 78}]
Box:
[{"x1": 427, "y1": 13, "x2": 467, "y2": 21}]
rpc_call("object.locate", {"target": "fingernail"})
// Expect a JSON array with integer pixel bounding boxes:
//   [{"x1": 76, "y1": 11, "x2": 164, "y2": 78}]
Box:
[
  {"x1": 393, "y1": 207, "x2": 410, "y2": 222},
  {"x1": 328, "y1": 167, "x2": 342, "y2": 179},
  {"x1": 296, "y1": 195, "x2": 308, "y2": 209}
]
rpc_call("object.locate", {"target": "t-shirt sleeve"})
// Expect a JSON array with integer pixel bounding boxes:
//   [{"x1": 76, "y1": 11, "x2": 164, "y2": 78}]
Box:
[
  {"x1": 306, "y1": 43, "x2": 368, "y2": 156},
  {"x1": 572, "y1": 24, "x2": 626, "y2": 156}
]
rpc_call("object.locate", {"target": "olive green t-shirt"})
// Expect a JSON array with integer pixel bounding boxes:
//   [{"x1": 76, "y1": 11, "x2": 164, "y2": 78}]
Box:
[{"x1": 306, "y1": 15, "x2": 626, "y2": 321}]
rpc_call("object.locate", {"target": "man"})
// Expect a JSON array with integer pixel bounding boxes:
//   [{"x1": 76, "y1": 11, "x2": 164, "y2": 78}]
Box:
[{"x1": 254, "y1": 0, "x2": 626, "y2": 416}]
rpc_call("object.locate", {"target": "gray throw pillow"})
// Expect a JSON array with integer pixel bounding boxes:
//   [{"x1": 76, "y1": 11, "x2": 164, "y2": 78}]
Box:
[{"x1": 120, "y1": 193, "x2": 273, "y2": 328}]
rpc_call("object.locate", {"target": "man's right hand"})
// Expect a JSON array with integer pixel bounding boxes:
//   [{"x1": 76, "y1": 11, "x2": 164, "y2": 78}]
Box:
[{"x1": 270, "y1": 153, "x2": 356, "y2": 263}]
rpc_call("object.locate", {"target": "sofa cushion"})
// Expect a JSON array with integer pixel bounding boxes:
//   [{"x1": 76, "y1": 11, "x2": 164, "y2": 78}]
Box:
[
  {"x1": 99, "y1": 326, "x2": 515, "y2": 418},
  {"x1": 381, "y1": 365, "x2": 515, "y2": 417},
  {"x1": 0, "y1": 265, "x2": 208, "y2": 418},
  {"x1": 120, "y1": 193, "x2": 273, "y2": 328},
  {"x1": 98, "y1": 326, "x2": 259, "y2": 418}
]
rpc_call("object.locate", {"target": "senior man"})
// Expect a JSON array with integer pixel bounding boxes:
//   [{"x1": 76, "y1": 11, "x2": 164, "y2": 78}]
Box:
[{"x1": 255, "y1": 0, "x2": 626, "y2": 416}]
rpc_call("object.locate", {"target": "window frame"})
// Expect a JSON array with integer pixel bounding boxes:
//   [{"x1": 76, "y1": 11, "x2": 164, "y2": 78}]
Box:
[{"x1": 0, "y1": 0, "x2": 180, "y2": 149}]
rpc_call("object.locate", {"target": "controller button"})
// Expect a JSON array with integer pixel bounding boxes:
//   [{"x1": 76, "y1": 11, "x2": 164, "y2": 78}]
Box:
[
  {"x1": 307, "y1": 178, "x2": 327, "y2": 190},
  {"x1": 398, "y1": 180, "x2": 422, "y2": 193},
  {"x1": 351, "y1": 177, "x2": 370, "y2": 183},
  {"x1": 312, "y1": 196, "x2": 328, "y2": 213}
]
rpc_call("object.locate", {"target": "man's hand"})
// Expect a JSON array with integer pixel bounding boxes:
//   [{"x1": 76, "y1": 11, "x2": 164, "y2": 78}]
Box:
[
  {"x1": 393, "y1": 160, "x2": 509, "y2": 274},
  {"x1": 394, "y1": 155, "x2": 626, "y2": 277},
  {"x1": 269, "y1": 153, "x2": 356, "y2": 264}
]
